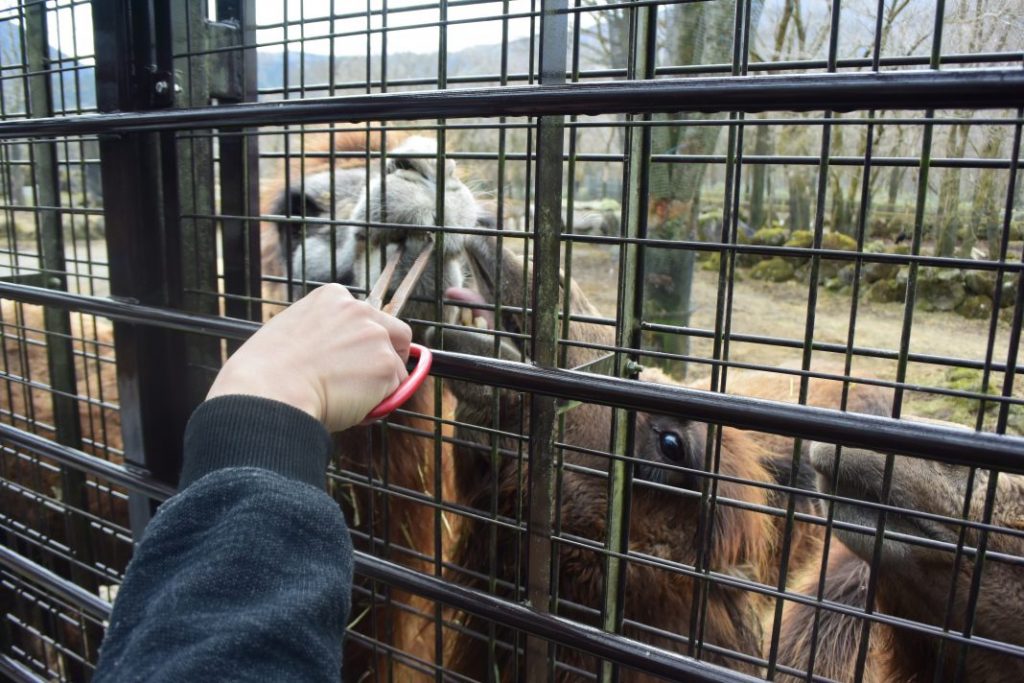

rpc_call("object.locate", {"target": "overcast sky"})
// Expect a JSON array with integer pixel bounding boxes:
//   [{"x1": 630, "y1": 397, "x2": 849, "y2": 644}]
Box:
[{"x1": 0, "y1": 0, "x2": 544, "y2": 59}]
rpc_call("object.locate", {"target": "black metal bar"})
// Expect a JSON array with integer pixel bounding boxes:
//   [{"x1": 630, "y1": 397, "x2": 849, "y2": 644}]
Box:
[
  {"x1": 0, "y1": 653, "x2": 47, "y2": 683},
  {"x1": 0, "y1": 413, "x2": 759, "y2": 683},
  {"x1": 23, "y1": 0, "x2": 97, "y2": 594},
  {"x1": 169, "y1": 0, "x2": 224, "y2": 410},
  {"x1": 0, "y1": 544, "x2": 112, "y2": 622},
  {"x1": 524, "y1": 0, "x2": 569, "y2": 678},
  {"x1": 0, "y1": 422, "x2": 177, "y2": 502},
  {"x1": 3, "y1": 282, "x2": 1023, "y2": 473},
  {"x1": 216, "y1": 0, "x2": 261, "y2": 332},
  {"x1": 91, "y1": 0, "x2": 193, "y2": 536},
  {"x1": 354, "y1": 554, "x2": 762, "y2": 683},
  {"x1": 0, "y1": 69, "x2": 1020, "y2": 138}
]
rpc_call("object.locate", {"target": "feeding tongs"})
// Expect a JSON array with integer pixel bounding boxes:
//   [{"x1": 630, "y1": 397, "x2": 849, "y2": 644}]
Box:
[{"x1": 363, "y1": 241, "x2": 435, "y2": 421}]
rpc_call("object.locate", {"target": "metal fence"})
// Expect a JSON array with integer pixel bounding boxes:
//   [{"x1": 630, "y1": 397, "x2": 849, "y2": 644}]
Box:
[{"x1": 0, "y1": 0, "x2": 1022, "y2": 681}]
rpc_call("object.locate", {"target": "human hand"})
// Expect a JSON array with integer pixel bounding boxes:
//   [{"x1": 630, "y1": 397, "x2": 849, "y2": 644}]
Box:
[{"x1": 206, "y1": 284, "x2": 412, "y2": 432}]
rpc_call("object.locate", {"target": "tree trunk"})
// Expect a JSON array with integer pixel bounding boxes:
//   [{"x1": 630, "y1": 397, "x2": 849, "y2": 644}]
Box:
[
  {"x1": 750, "y1": 125, "x2": 771, "y2": 230},
  {"x1": 644, "y1": 0, "x2": 764, "y2": 376},
  {"x1": 972, "y1": 130, "x2": 1003, "y2": 249},
  {"x1": 936, "y1": 122, "x2": 970, "y2": 257},
  {"x1": 788, "y1": 168, "x2": 811, "y2": 232}
]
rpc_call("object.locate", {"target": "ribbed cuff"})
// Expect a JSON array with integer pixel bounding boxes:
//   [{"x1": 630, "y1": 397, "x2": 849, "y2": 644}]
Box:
[{"x1": 179, "y1": 395, "x2": 332, "y2": 490}]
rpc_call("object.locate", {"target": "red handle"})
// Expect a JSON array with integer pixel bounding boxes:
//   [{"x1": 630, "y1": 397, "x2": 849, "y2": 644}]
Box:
[{"x1": 365, "y1": 343, "x2": 432, "y2": 421}]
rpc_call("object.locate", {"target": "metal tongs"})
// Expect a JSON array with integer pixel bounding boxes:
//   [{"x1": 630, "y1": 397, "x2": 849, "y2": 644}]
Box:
[{"x1": 363, "y1": 241, "x2": 435, "y2": 421}]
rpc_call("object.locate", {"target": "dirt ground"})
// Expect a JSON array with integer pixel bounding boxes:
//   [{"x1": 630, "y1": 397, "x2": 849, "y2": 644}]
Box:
[{"x1": 566, "y1": 242, "x2": 1024, "y2": 435}]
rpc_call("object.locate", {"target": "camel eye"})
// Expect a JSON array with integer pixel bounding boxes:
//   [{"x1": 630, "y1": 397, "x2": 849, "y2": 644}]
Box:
[{"x1": 658, "y1": 431, "x2": 685, "y2": 462}]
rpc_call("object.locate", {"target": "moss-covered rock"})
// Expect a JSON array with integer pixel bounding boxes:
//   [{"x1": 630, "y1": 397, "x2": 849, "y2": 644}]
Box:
[
  {"x1": 962, "y1": 272, "x2": 1020, "y2": 309},
  {"x1": 735, "y1": 228, "x2": 788, "y2": 267},
  {"x1": 999, "y1": 278, "x2": 1018, "y2": 308},
  {"x1": 964, "y1": 270, "x2": 996, "y2": 297},
  {"x1": 780, "y1": 230, "x2": 813, "y2": 268},
  {"x1": 956, "y1": 294, "x2": 993, "y2": 319},
  {"x1": 815, "y1": 232, "x2": 858, "y2": 280},
  {"x1": 871, "y1": 217, "x2": 907, "y2": 240},
  {"x1": 700, "y1": 251, "x2": 721, "y2": 272},
  {"x1": 916, "y1": 267, "x2": 966, "y2": 312},
  {"x1": 750, "y1": 227, "x2": 788, "y2": 246},
  {"x1": 866, "y1": 279, "x2": 906, "y2": 303},
  {"x1": 821, "y1": 231, "x2": 858, "y2": 252},
  {"x1": 859, "y1": 240, "x2": 898, "y2": 282},
  {"x1": 944, "y1": 366, "x2": 1001, "y2": 418},
  {"x1": 784, "y1": 230, "x2": 814, "y2": 250},
  {"x1": 863, "y1": 261, "x2": 899, "y2": 283},
  {"x1": 751, "y1": 257, "x2": 795, "y2": 282}
]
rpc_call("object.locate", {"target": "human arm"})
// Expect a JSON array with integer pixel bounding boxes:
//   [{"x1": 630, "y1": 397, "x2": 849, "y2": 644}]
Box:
[{"x1": 93, "y1": 285, "x2": 412, "y2": 682}]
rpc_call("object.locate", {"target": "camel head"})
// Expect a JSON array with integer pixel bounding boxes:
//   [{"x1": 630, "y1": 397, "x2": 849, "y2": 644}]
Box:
[{"x1": 810, "y1": 441, "x2": 1024, "y2": 680}]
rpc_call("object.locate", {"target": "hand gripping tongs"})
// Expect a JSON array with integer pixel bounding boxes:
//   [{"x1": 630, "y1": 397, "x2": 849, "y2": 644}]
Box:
[{"x1": 363, "y1": 241, "x2": 435, "y2": 421}]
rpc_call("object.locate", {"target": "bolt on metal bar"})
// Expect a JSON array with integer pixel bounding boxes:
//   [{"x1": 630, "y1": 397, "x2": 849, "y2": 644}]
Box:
[{"x1": 0, "y1": 69, "x2": 1021, "y2": 138}]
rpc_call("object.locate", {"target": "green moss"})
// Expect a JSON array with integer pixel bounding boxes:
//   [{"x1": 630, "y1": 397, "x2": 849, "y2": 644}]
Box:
[
  {"x1": 963, "y1": 271, "x2": 996, "y2": 297},
  {"x1": 866, "y1": 279, "x2": 905, "y2": 303},
  {"x1": 751, "y1": 257, "x2": 795, "y2": 282},
  {"x1": 700, "y1": 251, "x2": 721, "y2": 272},
  {"x1": 784, "y1": 230, "x2": 814, "y2": 250},
  {"x1": 956, "y1": 294, "x2": 993, "y2": 320},
  {"x1": 821, "y1": 231, "x2": 857, "y2": 252},
  {"x1": 863, "y1": 261, "x2": 899, "y2": 283},
  {"x1": 750, "y1": 227, "x2": 788, "y2": 246},
  {"x1": 917, "y1": 267, "x2": 966, "y2": 312}
]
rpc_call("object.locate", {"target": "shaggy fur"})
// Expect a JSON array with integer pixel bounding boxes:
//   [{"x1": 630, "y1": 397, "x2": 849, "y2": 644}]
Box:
[
  {"x1": 259, "y1": 129, "x2": 477, "y2": 680},
  {"x1": 780, "y1": 439, "x2": 1024, "y2": 682},
  {"x1": 438, "y1": 235, "x2": 895, "y2": 681}
]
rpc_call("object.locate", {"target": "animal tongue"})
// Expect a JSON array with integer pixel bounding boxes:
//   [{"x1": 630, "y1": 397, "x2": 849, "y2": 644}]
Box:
[{"x1": 445, "y1": 286, "x2": 494, "y2": 329}]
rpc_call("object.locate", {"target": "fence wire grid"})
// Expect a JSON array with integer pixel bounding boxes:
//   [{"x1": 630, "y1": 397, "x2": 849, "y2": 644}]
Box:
[{"x1": 0, "y1": 0, "x2": 1022, "y2": 682}]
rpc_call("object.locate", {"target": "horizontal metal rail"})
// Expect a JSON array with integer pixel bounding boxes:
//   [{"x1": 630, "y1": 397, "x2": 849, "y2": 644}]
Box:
[
  {"x1": 0, "y1": 421, "x2": 756, "y2": 683},
  {"x1": 0, "y1": 544, "x2": 112, "y2": 622},
  {"x1": 355, "y1": 554, "x2": 761, "y2": 683},
  {"x1": 0, "y1": 654, "x2": 47, "y2": 683},
  {"x1": 0, "y1": 69, "x2": 1020, "y2": 139},
  {"x1": 3, "y1": 282, "x2": 1023, "y2": 472},
  {"x1": 0, "y1": 423, "x2": 176, "y2": 502}
]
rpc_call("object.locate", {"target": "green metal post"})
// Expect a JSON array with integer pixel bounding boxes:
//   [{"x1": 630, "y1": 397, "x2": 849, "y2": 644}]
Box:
[{"x1": 525, "y1": 1, "x2": 567, "y2": 680}]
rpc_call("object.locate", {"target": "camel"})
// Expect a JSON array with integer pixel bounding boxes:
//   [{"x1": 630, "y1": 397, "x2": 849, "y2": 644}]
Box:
[
  {"x1": 779, "y1": 440, "x2": 1024, "y2": 682},
  {"x1": 260, "y1": 129, "x2": 480, "y2": 680},
  {"x1": 437, "y1": 234, "x2": 894, "y2": 680}
]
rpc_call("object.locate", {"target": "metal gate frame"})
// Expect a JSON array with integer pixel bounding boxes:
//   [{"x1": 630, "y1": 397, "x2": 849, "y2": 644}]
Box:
[{"x1": 0, "y1": 0, "x2": 1023, "y2": 681}]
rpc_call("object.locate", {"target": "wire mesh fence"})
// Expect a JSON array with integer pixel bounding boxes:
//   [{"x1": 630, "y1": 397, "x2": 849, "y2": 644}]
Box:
[{"x1": 0, "y1": 0, "x2": 1022, "y2": 681}]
